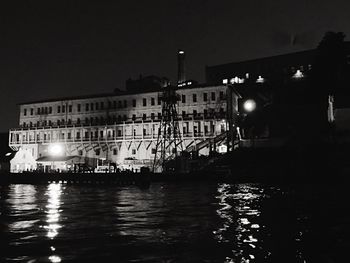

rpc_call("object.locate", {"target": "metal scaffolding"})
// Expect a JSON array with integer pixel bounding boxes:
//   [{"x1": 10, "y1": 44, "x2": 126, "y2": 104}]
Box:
[{"x1": 152, "y1": 86, "x2": 183, "y2": 172}]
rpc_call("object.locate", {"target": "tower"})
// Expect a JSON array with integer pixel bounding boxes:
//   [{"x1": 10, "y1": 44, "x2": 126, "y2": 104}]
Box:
[
  {"x1": 152, "y1": 86, "x2": 183, "y2": 172},
  {"x1": 177, "y1": 50, "x2": 186, "y2": 86}
]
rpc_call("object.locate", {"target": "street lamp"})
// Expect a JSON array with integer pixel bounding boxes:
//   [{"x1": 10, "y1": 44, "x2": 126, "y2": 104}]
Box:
[{"x1": 243, "y1": 99, "x2": 256, "y2": 113}]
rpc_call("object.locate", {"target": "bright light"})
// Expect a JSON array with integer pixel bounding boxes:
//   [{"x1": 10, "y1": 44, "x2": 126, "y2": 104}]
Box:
[
  {"x1": 243, "y1": 100, "x2": 256, "y2": 112},
  {"x1": 293, "y1": 69, "x2": 304, "y2": 79},
  {"x1": 48, "y1": 144, "x2": 64, "y2": 156},
  {"x1": 222, "y1": 79, "x2": 228, "y2": 84},
  {"x1": 178, "y1": 50, "x2": 184, "y2": 54},
  {"x1": 256, "y1": 75, "x2": 265, "y2": 83},
  {"x1": 5, "y1": 152, "x2": 12, "y2": 156}
]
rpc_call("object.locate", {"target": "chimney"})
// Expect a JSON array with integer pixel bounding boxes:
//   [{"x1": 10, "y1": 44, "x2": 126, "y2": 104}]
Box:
[{"x1": 177, "y1": 50, "x2": 186, "y2": 86}]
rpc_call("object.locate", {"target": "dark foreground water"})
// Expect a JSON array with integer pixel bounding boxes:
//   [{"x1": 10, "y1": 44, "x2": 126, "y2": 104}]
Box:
[{"x1": 1, "y1": 182, "x2": 349, "y2": 262}]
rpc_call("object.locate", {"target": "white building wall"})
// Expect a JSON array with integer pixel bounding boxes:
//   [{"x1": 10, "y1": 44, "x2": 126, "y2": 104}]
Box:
[{"x1": 10, "y1": 85, "x2": 237, "y2": 172}]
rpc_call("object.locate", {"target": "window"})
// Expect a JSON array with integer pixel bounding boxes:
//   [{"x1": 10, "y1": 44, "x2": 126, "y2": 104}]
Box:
[
  {"x1": 182, "y1": 95, "x2": 186, "y2": 103},
  {"x1": 113, "y1": 101, "x2": 117, "y2": 109},
  {"x1": 124, "y1": 100, "x2": 127, "y2": 108},
  {"x1": 85, "y1": 103, "x2": 89, "y2": 111},
  {"x1": 123, "y1": 115, "x2": 127, "y2": 121},
  {"x1": 30, "y1": 108, "x2": 33, "y2": 115},
  {"x1": 182, "y1": 111, "x2": 186, "y2": 118},
  {"x1": 113, "y1": 149, "x2": 117, "y2": 155},
  {"x1": 37, "y1": 108, "x2": 41, "y2": 114},
  {"x1": 57, "y1": 120, "x2": 61, "y2": 125},
  {"x1": 85, "y1": 118, "x2": 89, "y2": 124},
  {"x1": 100, "y1": 102, "x2": 104, "y2": 109},
  {"x1": 49, "y1": 107, "x2": 52, "y2": 114},
  {"x1": 132, "y1": 114, "x2": 136, "y2": 121},
  {"x1": 118, "y1": 130, "x2": 122, "y2": 137},
  {"x1": 69, "y1": 105, "x2": 72, "y2": 112},
  {"x1": 78, "y1": 150, "x2": 83, "y2": 156},
  {"x1": 211, "y1": 92, "x2": 216, "y2": 101},
  {"x1": 204, "y1": 109, "x2": 208, "y2": 117},
  {"x1": 95, "y1": 149, "x2": 100, "y2": 156},
  {"x1": 143, "y1": 114, "x2": 147, "y2": 120},
  {"x1": 193, "y1": 110, "x2": 197, "y2": 117},
  {"x1": 90, "y1": 103, "x2": 94, "y2": 111},
  {"x1": 24, "y1": 109, "x2": 27, "y2": 116},
  {"x1": 143, "y1": 98, "x2": 147, "y2": 106},
  {"x1": 203, "y1": 92, "x2": 208, "y2": 102},
  {"x1": 95, "y1": 102, "x2": 99, "y2": 110},
  {"x1": 45, "y1": 107, "x2": 48, "y2": 114},
  {"x1": 76, "y1": 132, "x2": 80, "y2": 139},
  {"x1": 77, "y1": 104, "x2": 81, "y2": 112},
  {"x1": 133, "y1": 99, "x2": 136, "y2": 107},
  {"x1": 132, "y1": 149, "x2": 136, "y2": 155},
  {"x1": 220, "y1": 91, "x2": 224, "y2": 100},
  {"x1": 68, "y1": 119, "x2": 72, "y2": 125},
  {"x1": 193, "y1": 94, "x2": 197, "y2": 103},
  {"x1": 143, "y1": 129, "x2": 147, "y2": 136},
  {"x1": 151, "y1": 113, "x2": 155, "y2": 120},
  {"x1": 151, "y1": 98, "x2": 155, "y2": 106},
  {"x1": 48, "y1": 120, "x2": 52, "y2": 126},
  {"x1": 77, "y1": 118, "x2": 81, "y2": 124},
  {"x1": 158, "y1": 113, "x2": 162, "y2": 119},
  {"x1": 94, "y1": 131, "x2": 98, "y2": 138},
  {"x1": 151, "y1": 148, "x2": 156, "y2": 154},
  {"x1": 118, "y1": 101, "x2": 122, "y2": 108},
  {"x1": 100, "y1": 131, "x2": 104, "y2": 138},
  {"x1": 85, "y1": 132, "x2": 89, "y2": 138},
  {"x1": 62, "y1": 105, "x2": 65, "y2": 113},
  {"x1": 108, "y1": 101, "x2": 111, "y2": 109},
  {"x1": 67, "y1": 132, "x2": 71, "y2": 139},
  {"x1": 158, "y1": 98, "x2": 161, "y2": 105}
]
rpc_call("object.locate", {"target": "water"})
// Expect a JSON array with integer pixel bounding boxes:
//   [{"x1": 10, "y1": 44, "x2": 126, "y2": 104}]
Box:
[{"x1": 0, "y1": 182, "x2": 349, "y2": 262}]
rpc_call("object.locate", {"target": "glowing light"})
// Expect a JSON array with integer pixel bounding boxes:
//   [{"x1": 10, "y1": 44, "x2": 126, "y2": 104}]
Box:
[
  {"x1": 230, "y1": 76, "x2": 245, "y2": 84},
  {"x1": 48, "y1": 144, "x2": 64, "y2": 156},
  {"x1": 293, "y1": 69, "x2": 304, "y2": 79},
  {"x1": 243, "y1": 100, "x2": 256, "y2": 112},
  {"x1": 49, "y1": 255, "x2": 61, "y2": 263},
  {"x1": 222, "y1": 79, "x2": 228, "y2": 84},
  {"x1": 5, "y1": 152, "x2": 12, "y2": 156},
  {"x1": 178, "y1": 50, "x2": 184, "y2": 54},
  {"x1": 256, "y1": 75, "x2": 265, "y2": 83}
]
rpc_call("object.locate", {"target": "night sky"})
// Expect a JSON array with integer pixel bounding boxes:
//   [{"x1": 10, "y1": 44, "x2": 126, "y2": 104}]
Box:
[{"x1": 1, "y1": 0, "x2": 350, "y2": 132}]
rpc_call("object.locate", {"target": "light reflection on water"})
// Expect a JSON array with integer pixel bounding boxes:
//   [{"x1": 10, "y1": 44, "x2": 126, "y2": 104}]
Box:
[
  {"x1": 44, "y1": 183, "x2": 62, "y2": 240},
  {"x1": 0, "y1": 182, "x2": 345, "y2": 262},
  {"x1": 214, "y1": 183, "x2": 268, "y2": 262}
]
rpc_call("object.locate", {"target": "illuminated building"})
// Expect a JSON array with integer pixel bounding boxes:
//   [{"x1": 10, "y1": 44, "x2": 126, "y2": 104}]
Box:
[{"x1": 8, "y1": 82, "x2": 239, "y2": 172}]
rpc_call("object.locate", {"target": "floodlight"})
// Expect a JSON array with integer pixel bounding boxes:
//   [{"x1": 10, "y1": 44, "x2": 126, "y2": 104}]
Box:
[
  {"x1": 48, "y1": 144, "x2": 64, "y2": 156},
  {"x1": 243, "y1": 99, "x2": 256, "y2": 112}
]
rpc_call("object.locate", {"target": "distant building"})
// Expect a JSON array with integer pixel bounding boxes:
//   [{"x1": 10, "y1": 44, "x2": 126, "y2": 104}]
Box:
[{"x1": 9, "y1": 83, "x2": 239, "y2": 172}]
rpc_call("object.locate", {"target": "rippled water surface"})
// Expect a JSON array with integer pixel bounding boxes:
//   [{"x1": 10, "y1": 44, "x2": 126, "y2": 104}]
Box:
[{"x1": 1, "y1": 182, "x2": 349, "y2": 262}]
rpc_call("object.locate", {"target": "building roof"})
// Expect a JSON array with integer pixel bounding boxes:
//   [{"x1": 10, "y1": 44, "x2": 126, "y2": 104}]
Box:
[{"x1": 18, "y1": 84, "x2": 226, "y2": 106}]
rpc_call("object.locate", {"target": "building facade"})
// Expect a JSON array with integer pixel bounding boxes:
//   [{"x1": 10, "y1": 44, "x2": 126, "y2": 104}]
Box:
[{"x1": 9, "y1": 85, "x2": 239, "y2": 172}]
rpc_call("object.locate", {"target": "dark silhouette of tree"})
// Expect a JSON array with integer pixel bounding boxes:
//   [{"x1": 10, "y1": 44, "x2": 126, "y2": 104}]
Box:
[{"x1": 308, "y1": 31, "x2": 347, "y2": 139}]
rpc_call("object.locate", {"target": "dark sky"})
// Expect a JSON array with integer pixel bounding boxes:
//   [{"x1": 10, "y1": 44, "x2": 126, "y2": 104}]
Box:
[{"x1": 1, "y1": 0, "x2": 350, "y2": 132}]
